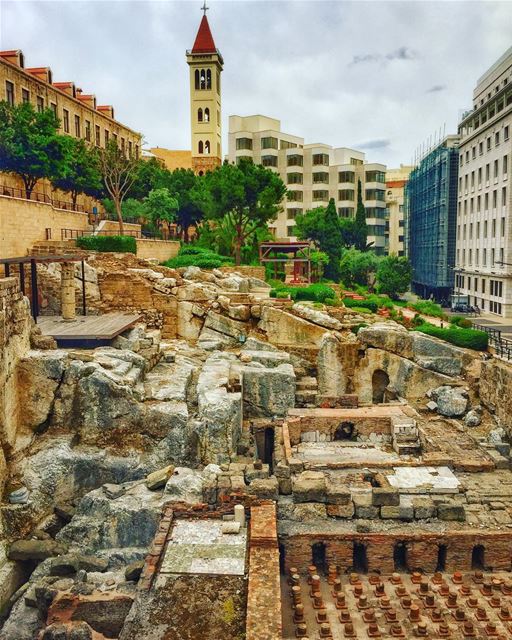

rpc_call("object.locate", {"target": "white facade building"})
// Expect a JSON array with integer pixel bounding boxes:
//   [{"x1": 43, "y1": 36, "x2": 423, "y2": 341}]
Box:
[
  {"x1": 456, "y1": 47, "x2": 512, "y2": 317},
  {"x1": 228, "y1": 115, "x2": 387, "y2": 253}
]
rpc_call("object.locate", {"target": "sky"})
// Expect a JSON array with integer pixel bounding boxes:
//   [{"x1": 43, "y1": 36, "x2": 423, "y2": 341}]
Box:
[{"x1": 1, "y1": 0, "x2": 511, "y2": 168}]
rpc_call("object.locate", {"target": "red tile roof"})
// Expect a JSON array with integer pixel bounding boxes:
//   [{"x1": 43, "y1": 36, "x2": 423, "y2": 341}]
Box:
[{"x1": 191, "y1": 15, "x2": 217, "y2": 54}]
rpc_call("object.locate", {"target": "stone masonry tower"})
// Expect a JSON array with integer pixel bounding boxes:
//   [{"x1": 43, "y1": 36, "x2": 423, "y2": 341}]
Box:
[{"x1": 187, "y1": 4, "x2": 223, "y2": 175}]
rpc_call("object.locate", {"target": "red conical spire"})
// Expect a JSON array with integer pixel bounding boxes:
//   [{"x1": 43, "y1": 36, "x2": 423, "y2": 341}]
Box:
[{"x1": 191, "y1": 15, "x2": 217, "y2": 54}]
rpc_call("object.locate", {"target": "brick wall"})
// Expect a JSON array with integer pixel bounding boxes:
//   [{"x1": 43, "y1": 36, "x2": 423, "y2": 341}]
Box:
[
  {"x1": 281, "y1": 530, "x2": 512, "y2": 576},
  {"x1": 246, "y1": 503, "x2": 282, "y2": 640}
]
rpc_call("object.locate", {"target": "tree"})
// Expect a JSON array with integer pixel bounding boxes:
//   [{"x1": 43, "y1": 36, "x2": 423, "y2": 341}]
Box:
[
  {"x1": 295, "y1": 198, "x2": 343, "y2": 280},
  {"x1": 0, "y1": 101, "x2": 66, "y2": 198},
  {"x1": 376, "y1": 255, "x2": 412, "y2": 299},
  {"x1": 204, "y1": 159, "x2": 287, "y2": 265},
  {"x1": 353, "y1": 179, "x2": 369, "y2": 251},
  {"x1": 167, "y1": 168, "x2": 204, "y2": 242},
  {"x1": 144, "y1": 188, "x2": 179, "y2": 238},
  {"x1": 127, "y1": 156, "x2": 168, "y2": 200},
  {"x1": 51, "y1": 137, "x2": 101, "y2": 206},
  {"x1": 98, "y1": 139, "x2": 140, "y2": 234},
  {"x1": 339, "y1": 247, "x2": 381, "y2": 289}
]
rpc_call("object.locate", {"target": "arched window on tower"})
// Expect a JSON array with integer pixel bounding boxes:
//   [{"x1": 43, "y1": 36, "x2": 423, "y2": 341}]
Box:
[
  {"x1": 195, "y1": 70, "x2": 200, "y2": 90},
  {"x1": 198, "y1": 108, "x2": 203, "y2": 122},
  {"x1": 204, "y1": 108, "x2": 210, "y2": 122},
  {"x1": 200, "y1": 69, "x2": 206, "y2": 90},
  {"x1": 204, "y1": 140, "x2": 210, "y2": 154},
  {"x1": 206, "y1": 69, "x2": 212, "y2": 90},
  {"x1": 198, "y1": 140, "x2": 204, "y2": 154}
]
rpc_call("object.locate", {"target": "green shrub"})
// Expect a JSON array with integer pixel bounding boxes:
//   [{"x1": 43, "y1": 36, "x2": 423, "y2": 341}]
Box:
[
  {"x1": 269, "y1": 289, "x2": 277, "y2": 298},
  {"x1": 276, "y1": 291, "x2": 290, "y2": 299},
  {"x1": 412, "y1": 323, "x2": 488, "y2": 351},
  {"x1": 409, "y1": 300, "x2": 445, "y2": 318},
  {"x1": 179, "y1": 245, "x2": 215, "y2": 256},
  {"x1": 293, "y1": 283, "x2": 336, "y2": 303},
  {"x1": 343, "y1": 297, "x2": 378, "y2": 313},
  {"x1": 324, "y1": 297, "x2": 340, "y2": 307},
  {"x1": 76, "y1": 235, "x2": 137, "y2": 254},
  {"x1": 412, "y1": 313, "x2": 425, "y2": 327},
  {"x1": 450, "y1": 315, "x2": 473, "y2": 329},
  {"x1": 163, "y1": 245, "x2": 232, "y2": 269},
  {"x1": 351, "y1": 306, "x2": 372, "y2": 314}
]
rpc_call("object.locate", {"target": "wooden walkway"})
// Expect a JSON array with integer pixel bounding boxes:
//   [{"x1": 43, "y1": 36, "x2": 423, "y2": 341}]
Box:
[{"x1": 38, "y1": 313, "x2": 141, "y2": 347}]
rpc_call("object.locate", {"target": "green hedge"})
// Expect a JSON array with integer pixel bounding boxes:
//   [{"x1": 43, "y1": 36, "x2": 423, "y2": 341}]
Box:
[
  {"x1": 412, "y1": 322, "x2": 488, "y2": 351},
  {"x1": 76, "y1": 235, "x2": 137, "y2": 253},
  {"x1": 269, "y1": 283, "x2": 336, "y2": 303},
  {"x1": 342, "y1": 297, "x2": 378, "y2": 313},
  {"x1": 163, "y1": 245, "x2": 233, "y2": 269},
  {"x1": 409, "y1": 300, "x2": 445, "y2": 318}
]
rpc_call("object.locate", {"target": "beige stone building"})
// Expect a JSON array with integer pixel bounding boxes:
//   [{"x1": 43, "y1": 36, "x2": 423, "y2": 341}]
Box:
[
  {"x1": 0, "y1": 48, "x2": 142, "y2": 214},
  {"x1": 456, "y1": 47, "x2": 512, "y2": 316},
  {"x1": 385, "y1": 165, "x2": 413, "y2": 256},
  {"x1": 227, "y1": 115, "x2": 387, "y2": 253}
]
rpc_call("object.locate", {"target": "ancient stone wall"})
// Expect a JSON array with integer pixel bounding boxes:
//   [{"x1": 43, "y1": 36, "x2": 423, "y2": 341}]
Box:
[
  {"x1": 0, "y1": 278, "x2": 32, "y2": 491},
  {"x1": 246, "y1": 503, "x2": 282, "y2": 640},
  {"x1": 220, "y1": 265, "x2": 266, "y2": 280},
  {"x1": 479, "y1": 358, "x2": 512, "y2": 435}
]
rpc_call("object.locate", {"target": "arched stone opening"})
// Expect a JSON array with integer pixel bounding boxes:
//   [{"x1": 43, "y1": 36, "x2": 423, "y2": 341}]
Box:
[
  {"x1": 352, "y1": 542, "x2": 368, "y2": 573},
  {"x1": 471, "y1": 545, "x2": 485, "y2": 570},
  {"x1": 436, "y1": 544, "x2": 447, "y2": 572},
  {"x1": 372, "y1": 369, "x2": 390, "y2": 404},
  {"x1": 393, "y1": 542, "x2": 408, "y2": 571},
  {"x1": 312, "y1": 542, "x2": 327, "y2": 574}
]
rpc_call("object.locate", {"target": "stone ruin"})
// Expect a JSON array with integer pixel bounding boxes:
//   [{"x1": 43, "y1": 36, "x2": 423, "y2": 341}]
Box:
[{"x1": 1, "y1": 251, "x2": 512, "y2": 638}]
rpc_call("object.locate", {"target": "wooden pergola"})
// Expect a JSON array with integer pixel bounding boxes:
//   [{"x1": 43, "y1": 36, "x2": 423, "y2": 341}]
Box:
[
  {"x1": 258, "y1": 241, "x2": 311, "y2": 284},
  {"x1": 0, "y1": 254, "x2": 86, "y2": 322}
]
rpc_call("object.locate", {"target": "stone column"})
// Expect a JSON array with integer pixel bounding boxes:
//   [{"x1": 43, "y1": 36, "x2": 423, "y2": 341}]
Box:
[
  {"x1": 317, "y1": 333, "x2": 347, "y2": 398},
  {"x1": 61, "y1": 262, "x2": 76, "y2": 321}
]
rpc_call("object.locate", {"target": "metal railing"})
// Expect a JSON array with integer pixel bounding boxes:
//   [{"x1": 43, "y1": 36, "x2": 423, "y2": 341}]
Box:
[
  {"x1": 60, "y1": 228, "x2": 170, "y2": 241},
  {"x1": 473, "y1": 322, "x2": 512, "y2": 360},
  {"x1": 1, "y1": 184, "x2": 94, "y2": 214}
]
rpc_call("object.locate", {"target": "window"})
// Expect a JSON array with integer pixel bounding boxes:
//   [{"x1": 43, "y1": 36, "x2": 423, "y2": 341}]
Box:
[
  {"x1": 472, "y1": 146, "x2": 476, "y2": 159},
  {"x1": 287, "y1": 173, "x2": 303, "y2": 185},
  {"x1": 198, "y1": 140, "x2": 203, "y2": 154},
  {"x1": 505, "y1": 126, "x2": 509, "y2": 141},
  {"x1": 287, "y1": 208, "x2": 302, "y2": 219},
  {"x1": 312, "y1": 190, "x2": 329, "y2": 201},
  {"x1": 50, "y1": 102, "x2": 57, "y2": 116},
  {"x1": 135, "y1": 145, "x2": 139, "y2": 159},
  {"x1": 236, "y1": 137, "x2": 252, "y2": 151},
  {"x1": 5, "y1": 81, "x2": 14, "y2": 106},
  {"x1": 95, "y1": 125, "x2": 100, "y2": 146},
  {"x1": 63, "y1": 109, "x2": 70, "y2": 133},
  {"x1": 198, "y1": 108, "x2": 203, "y2": 122},
  {"x1": 495, "y1": 131, "x2": 500, "y2": 146},
  {"x1": 21, "y1": 88, "x2": 29, "y2": 103},
  {"x1": 339, "y1": 207, "x2": 354, "y2": 217},
  {"x1": 36, "y1": 96, "x2": 44, "y2": 113},
  {"x1": 104, "y1": 129, "x2": 109, "y2": 144},
  {"x1": 204, "y1": 107, "x2": 210, "y2": 122},
  {"x1": 487, "y1": 137, "x2": 491, "y2": 151},
  {"x1": 494, "y1": 159, "x2": 499, "y2": 179},
  {"x1": 287, "y1": 190, "x2": 303, "y2": 202},
  {"x1": 287, "y1": 225, "x2": 296, "y2": 237},
  {"x1": 281, "y1": 140, "x2": 297, "y2": 150},
  {"x1": 504, "y1": 155, "x2": 508, "y2": 175},
  {"x1": 313, "y1": 172, "x2": 329, "y2": 184},
  {"x1": 262, "y1": 155, "x2": 277, "y2": 167},
  {"x1": 128, "y1": 141, "x2": 133, "y2": 158},
  {"x1": 503, "y1": 188, "x2": 507, "y2": 207},
  {"x1": 339, "y1": 189, "x2": 355, "y2": 201},
  {"x1": 485, "y1": 164, "x2": 490, "y2": 182},
  {"x1": 493, "y1": 191, "x2": 497, "y2": 209},
  {"x1": 121, "y1": 137, "x2": 125, "y2": 155},
  {"x1": 312, "y1": 153, "x2": 329, "y2": 166},
  {"x1": 206, "y1": 69, "x2": 211, "y2": 89},
  {"x1": 85, "y1": 120, "x2": 91, "y2": 142},
  {"x1": 365, "y1": 189, "x2": 386, "y2": 201},
  {"x1": 339, "y1": 171, "x2": 355, "y2": 183},
  {"x1": 479, "y1": 141, "x2": 483, "y2": 155},
  {"x1": 261, "y1": 136, "x2": 278, "y2": 150},
  {"x1": 365, "y1": 170, "x2": 386, "y2": 183},
  {"x1": 287, "y1": 154, "x2": 303, "y2": 167},
  {"x1": 74, "y1": 114, "x2": 81, "y2": 137},
  {"x1": 478, "y1": 167, "x2": 482, "y2": 188}
]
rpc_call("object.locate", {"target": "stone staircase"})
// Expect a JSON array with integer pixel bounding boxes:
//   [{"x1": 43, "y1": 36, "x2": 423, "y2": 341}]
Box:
[
  {"x1": 30, "y1": 239, "x2": 82, "y2": 256},
  {"x1": 295, "y1": 376, "x2": 318, "y2": 408}
]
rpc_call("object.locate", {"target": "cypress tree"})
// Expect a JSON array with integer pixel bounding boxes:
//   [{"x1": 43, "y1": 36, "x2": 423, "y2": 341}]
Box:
[{"x1": 353, "y1": 179, "x2": 369, "y2": 251}]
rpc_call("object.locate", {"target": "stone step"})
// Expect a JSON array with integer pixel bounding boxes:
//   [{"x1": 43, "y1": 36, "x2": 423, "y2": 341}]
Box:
[
  {"x1": 295, "y1": 389, "x2": 318, "y2": 405},
  {"x1": 296, "y1": 376, "x2": 318, "y2": 391}
]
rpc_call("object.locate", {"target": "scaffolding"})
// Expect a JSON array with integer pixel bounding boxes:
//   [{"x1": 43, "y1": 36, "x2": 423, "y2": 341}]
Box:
[{"x1": 405, "y1": 137, "x2": 459, "y2": 302}]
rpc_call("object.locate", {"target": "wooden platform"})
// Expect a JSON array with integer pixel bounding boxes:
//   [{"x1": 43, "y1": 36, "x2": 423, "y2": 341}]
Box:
[{"x1": 38, "y1": 313, "x2": 141, "y2": 347}]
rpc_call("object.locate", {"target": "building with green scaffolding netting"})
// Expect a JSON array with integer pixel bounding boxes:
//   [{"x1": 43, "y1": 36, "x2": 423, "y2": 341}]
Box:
[{"x1": 404, "y1": 135, "x2": 460, "y2": 304}]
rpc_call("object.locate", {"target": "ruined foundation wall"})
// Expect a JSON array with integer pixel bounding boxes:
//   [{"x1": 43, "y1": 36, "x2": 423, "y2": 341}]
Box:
[{"x1": 246, "y1": 503, "x2": 282, "y2": 640}]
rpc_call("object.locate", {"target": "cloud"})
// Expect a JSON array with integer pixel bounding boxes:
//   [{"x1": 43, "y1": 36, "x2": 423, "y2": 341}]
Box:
[
  {"x1": 351, "y1": 46, "x2": 418, "y2": 66},
  {"x1": 427, "y1": 84, "x2": 447, "y2": 93},
  {"x1": 356, "y1": 139, "x2": 391, "y2": 150}
]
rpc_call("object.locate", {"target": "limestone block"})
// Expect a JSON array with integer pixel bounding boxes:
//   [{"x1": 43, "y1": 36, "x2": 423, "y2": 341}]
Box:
[
  {"x1": 292, "y1": 471, "x2": 326, "y2": 503},
  {"x1": 242, "y1": 362, "x2": 296, "y2": 418},
  {"x1": 326, "y1": 502, "x2": 355, "y2": 518},
  {"x1": 249, "y1": 477, "x2": 278, "y2": 501},
  {"x1": 412, "y1": 496, "x2": 436, "y2": 519},
  {"x1": 278, "y1": 500, "x2": 327, "y2": 521},
  {"x1": 431, "y1": 386, "x2": 469, "y2": 417},
  {"x1": 227, "y1": 305, "x2": 251, "y2": 322},
  {"x1": 437, "y1": 502, "x2": 466, "y2": 521},
  {"x1": 145, "y1": 465, "x2": 175, "y2": 491},
  {"x1": 165, "y1": 467, "x2": 203, "y2": 504},
  {"x1": 372, "y1": 487, "x2": 400, "y2": 507}
]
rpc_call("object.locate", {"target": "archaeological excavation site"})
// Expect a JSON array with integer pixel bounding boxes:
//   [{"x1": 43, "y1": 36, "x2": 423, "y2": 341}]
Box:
[{"x1": 1, "y1": 250, "x2": 512, "y2": 640}]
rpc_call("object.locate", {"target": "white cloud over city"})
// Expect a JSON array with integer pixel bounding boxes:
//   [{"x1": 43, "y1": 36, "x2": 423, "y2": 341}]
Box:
[{"x1": 1, "y1": 0, "x2": 511, "y2": 167}]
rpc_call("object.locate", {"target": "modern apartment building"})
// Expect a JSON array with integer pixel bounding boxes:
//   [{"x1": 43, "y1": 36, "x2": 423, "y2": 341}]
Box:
[
  {"x1": 228, "y1": 115, "x2": 387, "y2": 253},
  {"x1": 456, "y1": 47, "x2": 512, "y2": 317},
  {"x1": 0, "y1": 49, "x2": 141, "y2": 157},
  {"x1": 385, "y1": 165, "x2": 413, "y2": 256},
  {"x1": 405, "y1": 136, "x2": 459, "y2": 302}
]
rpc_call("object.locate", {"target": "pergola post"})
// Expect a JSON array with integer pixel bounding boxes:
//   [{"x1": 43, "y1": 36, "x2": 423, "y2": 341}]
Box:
[{"x1": 61, "y1": 261, "x2": 76, "y2": 321}]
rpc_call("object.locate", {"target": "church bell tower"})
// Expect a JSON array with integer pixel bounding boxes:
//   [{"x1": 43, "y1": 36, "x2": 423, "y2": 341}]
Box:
[{"x1": 187, "y1": 3, "x2": 223, "y2": 175}]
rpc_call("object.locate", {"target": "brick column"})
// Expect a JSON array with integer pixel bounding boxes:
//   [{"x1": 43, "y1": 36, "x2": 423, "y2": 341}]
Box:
[{"x1": 61, "y1": 261, "x2": 76, "y2": 321}]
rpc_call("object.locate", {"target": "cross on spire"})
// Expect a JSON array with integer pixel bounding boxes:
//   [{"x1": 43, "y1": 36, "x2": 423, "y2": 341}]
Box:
[{"x1": 201, "y1": 1, "x2": 209, "y2": 16}]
